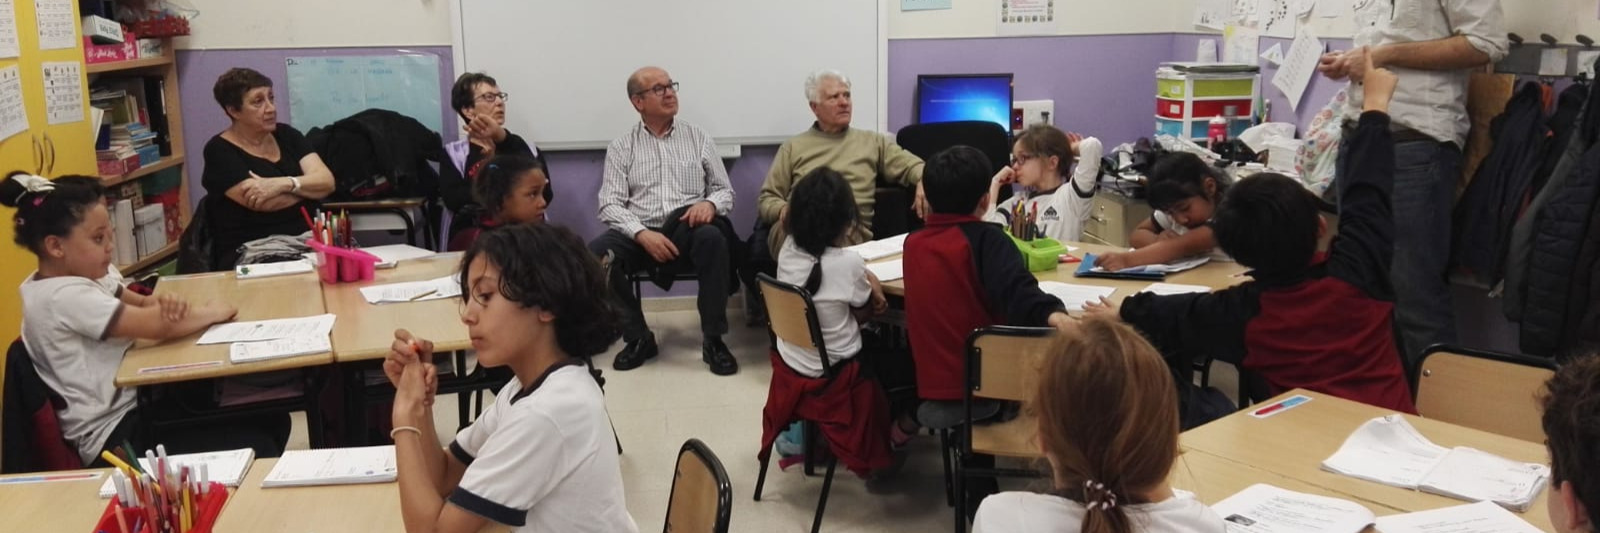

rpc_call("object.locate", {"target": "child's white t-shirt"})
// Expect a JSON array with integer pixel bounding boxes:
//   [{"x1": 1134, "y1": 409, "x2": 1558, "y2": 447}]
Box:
[
  {"x1": 18, "y1": 266, "x2": 136, "y2": 465},
  {"x1": 774, "y1": 237, "x2": 872, "y2": 378},
  {"x1": 447, "y1": 364, "x2": 637, "y2": 533},
  {"x1": 984, "y1": 137, "x2": 1103, "y2": 242},
  {"x1": 974, "y1": 490, "x2": 1225, "y2": 533}
]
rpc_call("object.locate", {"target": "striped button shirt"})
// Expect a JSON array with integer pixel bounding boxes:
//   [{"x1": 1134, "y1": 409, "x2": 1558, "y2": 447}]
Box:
[{"x1": 598, "y1": 120, "x2": 735, "y2": 236}]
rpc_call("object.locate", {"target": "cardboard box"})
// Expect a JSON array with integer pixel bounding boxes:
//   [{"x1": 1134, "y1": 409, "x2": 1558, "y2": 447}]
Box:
[
  {"x1": 82, "y1": 15, "x2": 123, "y2": 44},
  {"x1": 82, "y1": 31, "x2": 138, "y2": 65},
  {"x1": 136, "y1": 38, "x2": 164, "y2": 59}
]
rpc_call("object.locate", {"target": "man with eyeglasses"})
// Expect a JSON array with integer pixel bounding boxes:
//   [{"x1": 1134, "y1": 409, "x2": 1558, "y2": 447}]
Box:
[
  {"x1": 440, "y1": 72, "x2": 549, "y2": 246},
  {"x1": 590, "y1": 66, "x2": 741, "y2": 376},
  {"x1": 744, "y1": 69, "x2": 926, "y2": 323}
]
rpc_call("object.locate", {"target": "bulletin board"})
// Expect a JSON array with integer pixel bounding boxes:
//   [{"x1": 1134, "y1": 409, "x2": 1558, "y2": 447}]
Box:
[{"x1": 285, "y1": 54, "x2": 443, "y2": 133}]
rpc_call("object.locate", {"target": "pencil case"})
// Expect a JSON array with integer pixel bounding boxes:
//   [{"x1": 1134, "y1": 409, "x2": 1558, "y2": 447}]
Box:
[
  {"x1": 1008, "y1": 234, "x2": 1068, "y2": 272},
  {"x1": 309, "y1": 239, "x2": 379, "y2": 283},
  {"x1": 94, "y1": 481, "x2": 229, "y2": 533}
]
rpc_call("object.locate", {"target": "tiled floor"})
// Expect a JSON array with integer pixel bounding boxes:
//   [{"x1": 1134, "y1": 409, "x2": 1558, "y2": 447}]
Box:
[{"x1": 285, "y1": 306, "x2": 1239, "y2": 532}]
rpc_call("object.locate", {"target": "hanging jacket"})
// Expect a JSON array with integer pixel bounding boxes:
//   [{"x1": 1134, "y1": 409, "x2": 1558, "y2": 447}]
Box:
[
  {"x1": 1520, "y1": 136, "x2": 1600, "y2": 356},
  {"x1": 1530, "y1": 84, "x2": 1589, "y2": 198},
  {"x1": 1505, "y1": 78, "x2": 1600, "y2": 323},
  {"x1": 1452, "y1": 82, "x2": 1549, "y2": 286},
  {"x1": 1563, "y1": 174, "x2": 1600, "y2": 357},
  {"x1": 306, "y1": 109, "x2": 444, "y2": 201}
]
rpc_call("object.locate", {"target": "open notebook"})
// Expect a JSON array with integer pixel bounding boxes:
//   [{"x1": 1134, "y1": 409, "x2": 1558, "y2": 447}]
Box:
[
  {"x1": 98, "y1": 448, "x2": 254, "y2": 498},
  {"x1": 1210, "y1": 484, "x2": 1541, "y2": 533},
  {"x1": 1320, "y1": 415, "x2": 1550, "y2": 512},
  {"x1": 261, "y1": 445, "x2": 397, "y2": 488}
]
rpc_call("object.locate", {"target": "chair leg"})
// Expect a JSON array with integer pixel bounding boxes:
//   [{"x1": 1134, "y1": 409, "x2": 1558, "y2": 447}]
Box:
[
  {"x1": 753, "y1": 451, "x2": 771, "y2": 501},
  {"x1": 803, "y1": 421, "x2": 818, "y2": 476},
  {"x1": 810, "y1": 457, "x2": 837, "y2": 533},
  {"x1": 939, "y1": 429, "x2": 955, "y2": 507},
  {"x1": 457, "y1": 389, "x2": 471, "y2": 430},
  {"x1": 953, "y1": 448, "x2": 967, "y2": 533}
]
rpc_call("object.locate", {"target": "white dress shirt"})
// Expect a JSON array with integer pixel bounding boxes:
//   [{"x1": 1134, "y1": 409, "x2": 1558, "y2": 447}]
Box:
[{"x1": 598, "y1": 120, "x2": 735, "y2": 236}]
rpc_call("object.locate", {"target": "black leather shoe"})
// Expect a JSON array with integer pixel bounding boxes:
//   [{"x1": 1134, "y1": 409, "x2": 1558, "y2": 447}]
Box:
[
  {"x1": 703, "y1": 337, "x2": 738, "y2": 376},
  {"x1": 612, "y1": 334, "x2": 658, "y2": 371}
]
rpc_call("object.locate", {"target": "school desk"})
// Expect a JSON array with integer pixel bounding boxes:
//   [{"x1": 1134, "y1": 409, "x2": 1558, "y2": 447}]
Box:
[
  {"x1": 115, "y1": 270, "x2": 334, "y2": 447},
  {"x1": 1181, "y1": 389, "x2": 1554, "y2": 532},
  {"x1": 0, "y1": 469, "x2": 111, "y2": 532},
  {"x1": 1168, "y1": 451, "x2": 1406, "y2": 533},
  {"x1": 876, "y1": 241, "x2": 1248, "y2": 299},
  {"x1": 216, "y1": 458, "x2": 509, "y2": 532}
]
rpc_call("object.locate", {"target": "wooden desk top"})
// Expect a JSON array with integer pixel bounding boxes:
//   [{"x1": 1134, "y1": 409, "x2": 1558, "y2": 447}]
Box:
[
  {"x1": 0, "y1": 469, "x2": 111, "y2": 532},
  {"x1": 1181, "y1": 389, "x2": 1554, "y2": 532},
  {"x1": 878, "y1": 240, "x2": 1248, "y2": 299},
  {"x1": 324, "y1": 253, "x2": 471, "y2": 362},
  {"x1": 116, "y1": 271, "x2": 335, "y2": 387},
  {"x1": 217, "y1": 458, "x2": 507, "y2": 532}
]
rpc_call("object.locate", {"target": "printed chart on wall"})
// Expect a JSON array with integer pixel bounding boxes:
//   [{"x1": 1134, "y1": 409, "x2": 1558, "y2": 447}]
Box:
[
  {"x1": 0, "y1": 0, "x2": 19, "y2": 58},
  {"x1": 1271, "y1": 26, "x2": 1323, "y2": 111},
  {"x1": 42, "y1": 61, "x2": 82, "y2": 124},
  {"x1": 0, "y1": 65, "x2": 26, "y2": 142},
  {"x1": 33, "y1": 0, "x2": 75, "y2": 50},
  {"x1": 286, "y1": 55, "x2": 443, "y2": 134},
  {"x1": 997, "y1": 0, "x2": 1054, "y2": 36}
]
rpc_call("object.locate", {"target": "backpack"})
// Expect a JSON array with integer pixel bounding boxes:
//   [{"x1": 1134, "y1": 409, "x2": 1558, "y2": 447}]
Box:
[{"x1": 306, "y1": 109, "x2": 444, "y2": 201}]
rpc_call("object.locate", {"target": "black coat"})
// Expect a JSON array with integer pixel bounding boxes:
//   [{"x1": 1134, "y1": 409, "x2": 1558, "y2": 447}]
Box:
[{"x1": 1453, "y1": 82, "x2": 1549, "y2": 286}]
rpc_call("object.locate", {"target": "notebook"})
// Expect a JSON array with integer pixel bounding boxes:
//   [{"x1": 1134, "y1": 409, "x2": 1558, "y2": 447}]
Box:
[
  {"x1": 358, "y1": 275, "x2": 463, "y2": 304},
  {"x1": 1320, "y1": 415, "x2": 1549, "y2": 511},
  {"x1": 1074, "y1": 254, "x2": 1165, "y2": 280},
  {"x1": 1208, "y1": 484, "x2": 1542, "y2": 533},
  {"x1": 865, "y1": 259, "x2": 904, "y2": 282},
  {"x1": 261, "y1": 446, "x2": 398, "y2": 488},
  {"x1": 1037, "y1": 281, "x2": 1116, "y2": 312},
  {"x1": 98, "y1": 448, "x2": 254, "y2": 498},
  {"x1": 235, "y1": 260, "x2": 314, "y2": 280}
]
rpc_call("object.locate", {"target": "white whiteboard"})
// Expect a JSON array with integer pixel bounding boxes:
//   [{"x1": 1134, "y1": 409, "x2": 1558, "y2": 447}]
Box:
[
  {"x1": 285, "y1": 55, "x2": 444, "y2": 133},
  {"x1": 452, "y1": 0, "x2": 885, "y2": 150}
]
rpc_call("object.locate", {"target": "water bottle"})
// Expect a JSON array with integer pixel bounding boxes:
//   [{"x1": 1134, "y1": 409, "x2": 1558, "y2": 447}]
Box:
[{"x1": 1208, "y1": 114, "x2": 1229, "y2": 147}]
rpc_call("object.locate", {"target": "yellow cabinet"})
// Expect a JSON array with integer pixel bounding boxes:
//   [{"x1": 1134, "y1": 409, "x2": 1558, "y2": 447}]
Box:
[{"x1": 1, "y1": 0, "x2": 97, "y2": 344}]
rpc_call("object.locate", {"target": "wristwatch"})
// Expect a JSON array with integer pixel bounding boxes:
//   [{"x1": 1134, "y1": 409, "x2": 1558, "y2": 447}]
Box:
[{"x1": 290, "y1": 176, "x2": 302, "y2": 193}]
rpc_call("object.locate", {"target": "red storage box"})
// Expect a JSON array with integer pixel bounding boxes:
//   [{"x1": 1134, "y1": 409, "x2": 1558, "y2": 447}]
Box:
[
  {"x1": 94, "y1": 481, "x2": 227, "y2": 533},
  {"x1": 1156, "y1": 98, "x2": 1253, "y2": 119},
  {"x1": 83, "y1": 31, "x2": 138, "y2": 64}
]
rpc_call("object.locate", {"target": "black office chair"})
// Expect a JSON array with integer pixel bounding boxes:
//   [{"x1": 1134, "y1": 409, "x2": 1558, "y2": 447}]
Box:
[{"x1": 895, "y1": 121, "x2": 1015, "y2": 231}]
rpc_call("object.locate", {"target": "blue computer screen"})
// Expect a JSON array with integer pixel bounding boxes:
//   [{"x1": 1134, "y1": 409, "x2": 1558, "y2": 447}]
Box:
[{"x1": 915, "y1": 74, "x2": 1014, "y2": 131}]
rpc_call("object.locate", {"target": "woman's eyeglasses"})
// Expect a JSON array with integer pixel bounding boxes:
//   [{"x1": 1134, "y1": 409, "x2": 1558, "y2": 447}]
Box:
[{"x1": 476, "y1": 92, "x2": 510, "y2": 104}]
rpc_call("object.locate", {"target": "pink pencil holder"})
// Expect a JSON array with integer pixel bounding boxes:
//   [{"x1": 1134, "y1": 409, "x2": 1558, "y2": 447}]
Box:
[{"x1": 308, "y1": 239, "x2": 379, "y2": 283}]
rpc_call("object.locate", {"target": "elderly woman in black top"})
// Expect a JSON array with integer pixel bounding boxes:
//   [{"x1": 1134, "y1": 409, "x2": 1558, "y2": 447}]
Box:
[
  {"x1": 201, "y1": 67, "x2": 335, "y2": 268},
  {"x1": 439, "y1": 72, "x2": 550, "y2": 245}
]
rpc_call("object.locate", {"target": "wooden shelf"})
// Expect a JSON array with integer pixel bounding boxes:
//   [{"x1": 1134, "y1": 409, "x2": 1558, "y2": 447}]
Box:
[
  {"x1": 86, "y1": 55, "x2": 173, "y2": 74},
  {"x1": 118, "y1": 241, "x2": 178, "y2": 275},
  {"x1": 101, "y1": 153, "x2": 184, "y2": 186}
]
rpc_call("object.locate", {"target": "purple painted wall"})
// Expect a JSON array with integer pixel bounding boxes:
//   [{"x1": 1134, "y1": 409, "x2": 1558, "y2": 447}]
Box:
[
  {"x1": 888, "y1": 34, "x2": 1178, "y2": 147},
  {"x1": 1169, "y1": 34, "x2": 1355, "y2": 135}
]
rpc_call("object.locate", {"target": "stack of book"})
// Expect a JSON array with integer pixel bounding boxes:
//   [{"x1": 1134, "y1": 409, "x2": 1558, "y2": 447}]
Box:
[{"x1": 90, "y1": 77, "x2": 171, "y2": 178}]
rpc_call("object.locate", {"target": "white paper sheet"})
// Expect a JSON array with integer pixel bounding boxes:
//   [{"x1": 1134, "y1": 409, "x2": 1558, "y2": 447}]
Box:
[
  {"x1": 1373, "y1": 501, "x2": 1543, "y2": 533},
  {"x1": 1231, "y1": 0, "x2": 1259, "y2": 23},
  {"x1": 1321, "y1": 415, "x2": 1448, "y2": 488},
  {"x1": 1037, "y1": 281, "x2": 1116, "y2": 312},
  {"x1": 996, "y1": 0, "x2": 1055, "y2": 36},
  {"x1": 1259, "y1": 0, "x2": 1295, "y2": 38},
  {"x1": 1091, "y1": 255, "x2": 1211, "y2": 274},
  {"x1": 1540, "y1": 48, "x2": 1571, "y2": 77},
  {"x1": 1194, "y1": 0, "x2": 1231, "y2": 30},
  {"x1": 1211, "y1": 484, "x2": 1375, "y2": 533},
  {"x1": 1419, "y1": 447, "x2": 1550, "y2": 511},
  {"x1": 1139, "y1": 282, "x2": 1212, "y2": 296},
  {"x1": 235, "y1": 260, "x2": 314, "y2": 280},
  {"x1": 32, "y1": 0, "x2": 74, "y2": 50},
  {"x1": 1294, "y1": 0, "x2": 1316, "y2": 18},
  {"x1": 99, "y1": 448, "x2": 255, "y2": 497},
  {"x1": 41, "y1": 61, "x2": 82, "y2": 125},
  {"x1": 0, "y1": 1, "x2": 19, "y2": 58},
  {"x1": 197, "y1": 314, "x2": 337, "y2": 345},
  {"x1": 1261, "y1": 42, "x2": 1286, "y2": 66},
  {"x1": 1224, "y1": 24, "x2": 1261, "y2": 64},
  {"x1": 844, "y1": 233, "x2": 908, "y2": 261},
  {"x1": 866, "y1": 259, "x2": 904, "y2": 282},
  {"x1": 361, "y1": 244, "x2": 438, "y2": 268},
  {"x1": 1272, "y1": 26, "x2": 1323, "y2": 112},
  {"x1": 262, "y1": 446, "x2": 397, "y2": 487},
  {"x1": 229, "y1": 335, "x2": 332, "y2": 364},
  {"x1": 0, "y1": 65, "x2": 25, "y2": 143},
  {"x1": 359, "y1": 275, "x2": 462, "y2": 304}
]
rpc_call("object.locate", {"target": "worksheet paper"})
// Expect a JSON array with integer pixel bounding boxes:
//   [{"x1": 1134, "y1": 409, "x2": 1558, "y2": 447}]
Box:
[
  {"x1": 361, "y1": 244, "x2": 438, "y2": 268},
  {"x1": 1373, "y1": 501, "x2": 1542, "y2": 533},
  {"x1": 865, "y1": 259, "x2": 904, "y2": 283},
  {"x1": 42, "y1": 61, "x2": 82, "y2": 124},
  {"x1": 1224, "y1": 24, "x2": 1261, "y2": 64},
  {"x1": 235, "y1": 260, "x2": 314, "y2": 280},
  {"x1": 1211, "y1": 484, "x2": 1374, "y2": 533},
  {"x1": 1321, "y1": 415, "x2": 1550, "y2": 511},
  {"x1": 1139, "y1": 283, "x2": 1212, "y2": 296},
  {"x1": 1272, "y1": 26, "x2": 1323, "y2": 112},
  {"x1": 1037, "y1": 281, "x2": 1116, "y2": 312},
  {"x1": 1090, "y1": 255, "x2": 1211, "y2": 274},
  {"x1": 229, "y1": 335, "x2": 331, "y2": 364},
  {"x1": 0, "y1": 1, "x2": 19, "y2": 58},
  {"x1": 197, "y1": 314, "x2": 337, "y2": 345},
  {"x1": 0, "y1": 65, "x2": 26, "y2": 143},
  {"x1": 261, "y1": 446, "x2": 397, "y2": 487},
  {"x1": 32, "y1": 0, "x2": 75, "y2": 50},
  {"x1": 99, "y1": 448, "x2": 256, "y2": 497},
  {"x1": 359, "y1": 275, "x2": 463, "y2": 304},
  {"x1": 844, "y1": 233, "x2": 908, "y2": 261}
]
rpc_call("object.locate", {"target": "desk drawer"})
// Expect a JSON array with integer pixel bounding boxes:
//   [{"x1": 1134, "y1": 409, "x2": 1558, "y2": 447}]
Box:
[{"x1": 1088, "y1": 197, "x2": 1128, "y2": 243}]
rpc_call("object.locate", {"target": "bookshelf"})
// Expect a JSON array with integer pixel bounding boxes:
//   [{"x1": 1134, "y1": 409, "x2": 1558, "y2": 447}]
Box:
[{"x1": 87, "y1": 40, "x2": 190, "y2": 275}]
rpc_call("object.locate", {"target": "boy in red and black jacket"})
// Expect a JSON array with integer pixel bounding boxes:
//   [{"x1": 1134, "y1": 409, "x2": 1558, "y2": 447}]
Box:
[
  {"x1": 1089, "y1": 62, "x2": 1414, "y2": 414},
  {"x1": 904, "y1": 146, "x2": 1073, "y2": 410}
]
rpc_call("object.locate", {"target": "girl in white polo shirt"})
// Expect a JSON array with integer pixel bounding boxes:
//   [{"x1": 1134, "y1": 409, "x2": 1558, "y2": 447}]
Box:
[
  {"x1": 384, "y1": 223, "x2": 635, "y2": 533},
  {"x1": 983, "y1": 124, "x2": 1103, "y2": 243}
]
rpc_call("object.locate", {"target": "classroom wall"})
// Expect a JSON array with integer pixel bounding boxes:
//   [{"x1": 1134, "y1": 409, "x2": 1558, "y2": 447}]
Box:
[{"x1": 174, "y1": 0, "x2": 453, "y2": 49}]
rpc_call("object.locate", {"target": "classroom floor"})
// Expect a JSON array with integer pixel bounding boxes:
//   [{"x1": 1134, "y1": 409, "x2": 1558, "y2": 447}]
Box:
[{"x1": 284, "y1": 306, "x2": 1241, "y2": 532}]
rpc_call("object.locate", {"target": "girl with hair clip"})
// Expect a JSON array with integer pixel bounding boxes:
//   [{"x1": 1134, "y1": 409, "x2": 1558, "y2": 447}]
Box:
[
  {"x1": 763, "y1": 167, "x2": 906, "y2": 477},
  {"x1": 384, "y1": 224, "x2": 636, "y2": 533},
  {"x1": 1094, "y1": 152, "x2": 1230, "y2": 271},
  {"x1": 1, "y1": 172, "x2": 288, "y2": 466},
  {"x1": 445, "y1": 154, "x2": 550, "y2": 252},
  {"x1": 973, "y1": 315, "x2": 1225, "y2": 533},
  {"x1": 983, "y1": 124, "x2": 1103, "y2": 242}
]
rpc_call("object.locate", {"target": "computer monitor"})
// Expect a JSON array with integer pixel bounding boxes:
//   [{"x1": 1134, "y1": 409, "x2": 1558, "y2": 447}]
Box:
[{"x1": 915, "y1": 74, "x2": 1015, "y2": 132}]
